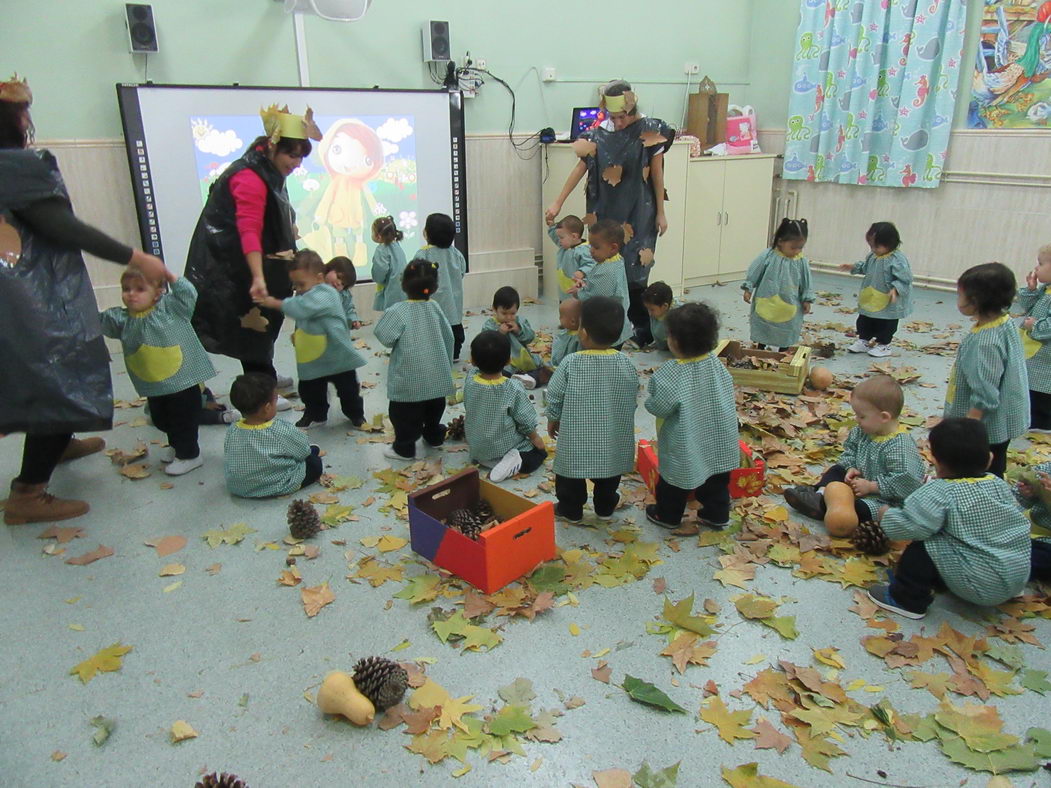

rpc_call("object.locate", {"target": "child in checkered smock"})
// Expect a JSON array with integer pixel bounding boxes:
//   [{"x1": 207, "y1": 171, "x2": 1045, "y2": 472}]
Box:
[
  {"x1": 784, "y1": 375, "x2": 925, "y2": 536},
  {"x1": 257, "y1": 251, "x2": 366, "y2": 431},
  {"x1": 546, "y1": 296, "x2": 639, "y2": 522},
  {"x1": 375, "y1": 259, "x2": 455, "y2": 461},
  {"x1": 641, "y1": 281, "x2": 680, "y2": 352},
  {"x1": 741, "y1": 218, "x2": 814, "y2": 351},
  {"x1": 415, "y1": 213, "x2": 466, "y2": 359},
  {"x1": 1015, "y1": 244, "x2": 1051, "y2": 433},
  {"x1": 575, "y1": 220, "x2": 633, "y2": 347},
  {"x1": 944, "y1": 263, "x2": 1029, "y2": 478},
  {"x1": 1010, "y1": 459, "x2": 1051, "y2": 582},
  {"x1": 867, "y1": 418, "x2": 1031, "y2": 619},
  {"x1": 369, "y1": 215, "x2": 408, "y2": 311},
  {"x1": 546, "y1": 214, "x2": 594, "y2": 302},
  {"x1": 223, "y1": 374, "x2": 323, "y2": 498},
  {"x1": 482, "y1": 286, "x2": 552, "y2": 389},
  {"x1": 643, "y1": 302, "x2": 739, "y2": 530},
  {"x1": 839, "y1": 222, "x2": 913, "y2": 358},
  {"x1": 551, "y1": 298, "x2": 582, "y2": 368},
  {"x1": 324, "y1": 256, "x2": 363, "y2": 329},
  {"x1": 100, "y1": 268, "x2": 216, "y2": 477},
  {"x1": 463, "y1": 330, "x2": 547, "y2": 483}
]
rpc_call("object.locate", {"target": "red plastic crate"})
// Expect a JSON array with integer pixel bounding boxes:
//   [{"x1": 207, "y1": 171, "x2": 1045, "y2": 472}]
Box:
[
  {"x1": 636, "y1": 439, "x2": 765, "y2": 499},
  {"x1": 408, "y1": 468, "x2": 556, "y2": 593}
]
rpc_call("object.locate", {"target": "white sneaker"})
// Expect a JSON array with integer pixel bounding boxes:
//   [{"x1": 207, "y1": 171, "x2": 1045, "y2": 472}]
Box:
[
  {"x1": 165, "y1": 455, "x2": 203, "y2": 476},
  {"x1": 383, "y1": 444, "x2": 414, "y2": 461},
  {"x1": 868, "y1": 344, "x2": 893, "y2": 357},
  {"x1": 276, "y1": 374, "x2": 294, "y2": 390},
  {"x1": 512, "y1": 373, "x2": 537, "y2": 390},
  {"x1": 489, "y1": 449, "x2": 523, "y2": 482},
  {"x1": 1029, "y1": 427, "x2": 1051, "y2": 434},
  {"x1": 848, "y1": 338, "x2": 870, "y2": 353},
  {"x1": 276, "y1": 395, "x2": 293, "y2": 412},
  {"x1": 159, "y1": 447, "x2": 175, "y2": 463},
  {"x1": 221, "y1": 409, "x2": 242, "y2": 424}
]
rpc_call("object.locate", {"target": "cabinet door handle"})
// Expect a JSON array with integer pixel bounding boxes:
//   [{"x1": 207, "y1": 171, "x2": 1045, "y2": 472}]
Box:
[
  {"x1": 723, "y1": 211, "x2": 730, "y2": 225},
  {"x1": 716, "y1": 211, "x2": 722, "y2": 226}
]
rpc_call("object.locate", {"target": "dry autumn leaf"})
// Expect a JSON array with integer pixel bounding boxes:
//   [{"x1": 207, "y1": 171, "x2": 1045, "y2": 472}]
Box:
[
  {"x1": 602, "y1": 164, "x2": 623, "y2": 187},
  {"x1": 147, "y1": 535, "x2": 187, "y2": 557},
  {"x1": 158, "y1": 563, "x2": 185, "y2": 577},
  {"x1": 65, "y1": 545, "x2": 114, "y2": 566},
  {"x1": 70, "y1": 642, "x2": 132, "y2": 683},
  {"x1": 38, "y1": 525, "x2": 83, "y2": 544},
  {"x1": 301, "y1": 583, "x2": 335, "y2": 617},
  {"x1": 169, "y1": 720, "x2": 198, "y2": 743},
  {"x1": 119, "y1": 463, "x2": 151, "y2": 480}
]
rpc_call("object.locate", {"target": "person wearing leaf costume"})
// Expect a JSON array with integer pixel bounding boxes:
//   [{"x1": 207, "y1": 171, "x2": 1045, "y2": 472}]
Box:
[
  {"x1": 0, "y1": 74, "x2": 169, "y2": 524},
  {"x1": 185, "y1": 104, "x2": 320, "y2": 393},
  {"x1": 545, "y1": 80, "x2": 672, "y2": 348}
]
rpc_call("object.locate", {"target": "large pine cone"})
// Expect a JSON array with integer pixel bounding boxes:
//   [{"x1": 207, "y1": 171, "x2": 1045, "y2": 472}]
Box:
[
  {"x1": 472, "y1": 499, "x2": 495, "y2": 523},
  {"x1": 195, "y1": 773, "x2": 248, "y2": 788},
  {"x1": 447, "y1": 415, "x2": 466, "y2": 441},
  {"x1": 287, "y1": 499, "x2": 321, "y2": 540},
  {"x1": 851, "y1": 520, "x2": 890, "y2": 555},
  {"x1": 352, "y1": 656, "x2": 409, "y2": 710}
]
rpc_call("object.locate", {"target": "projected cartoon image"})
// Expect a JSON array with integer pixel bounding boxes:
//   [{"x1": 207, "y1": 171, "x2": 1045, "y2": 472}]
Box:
[{"x1": 190, "y1": 114, "x2": 419, "y2": 277}]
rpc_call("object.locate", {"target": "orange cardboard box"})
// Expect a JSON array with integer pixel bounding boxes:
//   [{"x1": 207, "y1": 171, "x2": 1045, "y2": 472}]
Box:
[
  {"x1": 636, "y1": 439, "x2": 764, "y2": 500},
  {"x1": 408, "y1": 468, "x2": 556, "y2": 593}
]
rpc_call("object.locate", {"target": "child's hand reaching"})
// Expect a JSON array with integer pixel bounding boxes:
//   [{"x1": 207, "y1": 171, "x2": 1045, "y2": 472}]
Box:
[
  {"x1": 547, "y1": 420, "x2": 559, "y2": 439},
  {"x1": 256, "y1": 295, "x2": 283, "y2": 311},
  {"x1": 1027, "y1": 267, "x2": 1039, "y2": 290},
  {"x1": 1018, "y1": 480, "x2": 1037, "y2": 499},
  {"x1": 742, "y1": 290, "x2": 752, "y2": 304},
  {"x1": 531, "y1": 433, "x2": 546, "y2": 451},
  {"x1": 803, "y1": 301, "x2": 812, "y2": 314},
  {"x1": 498, "y1": 322, "x2": 515, "y2": 334},
  {"x1": 888, "y1": 288, "x2": 898, "y2": 304},
  {"x1": 1024, "y1": 317, "x2": 1036, "y2": 330},
  {"x1": 837, "y1": 263, "x2": 853, "y2": 272}
]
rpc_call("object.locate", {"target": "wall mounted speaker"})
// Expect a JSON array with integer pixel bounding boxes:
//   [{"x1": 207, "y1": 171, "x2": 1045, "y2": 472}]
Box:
[
  {"x1": 125, "y1": 4, "x2": 158, "y2": 54},
  {"x1": 422, "y1": 20, "x2": 451, "y2": 62}
]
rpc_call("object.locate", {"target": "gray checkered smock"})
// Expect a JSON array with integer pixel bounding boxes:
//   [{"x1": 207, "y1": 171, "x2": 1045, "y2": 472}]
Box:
[
  {"x1": 416, "y1": 244, "x2": 466, "y2": 326},
  {"x1": 463, "y1": 373, "x2": 537, "y2": 465},
  {"x1": 548, "y1": 226, "x2": 595, "y2": 301},
  {"x1": 881, "y1": 474, "x2": 1031, "y2": 606},
  {"x1": 944, "y1": 314, "x2": 1029, "y2": 444},
  {"x1": 374, "y1": 299, "x2": 454, "y2": 402},
  {"x1": 645, "y1": 354, "x2": 738, "y2": 489},
  {"x1": 741, "y1": 249, "x2": 814, "y2": 348},
  {"x1": 223, "y1": 418, "x2": 310, "y2": 498},
  {"x1": 838, "y1": 426, "x2": 926, "y2": 518},
  {"x1": 578, "y1": 255, "x2": 633, "y2": 346},
  {"x1": 283, "y1": 284, "x2": 365, "y2": 381},
  {"x1": 546, "y1": 349, "x2": 638, "y2": 478},
  {"x1": 371, "y1": 242, "x2": 408, "y2": 311},
  {"x1": 1013, "y1": 459, "x2": 1051, "y2": 541},
  {"x1": 849, "y1": 250, "x2": 913, "y2": 320},
  {"x1": 1016, "y1": 285, "x2": 1051, "y2": 395},
  {"x1": 552, "y1": 330, "x2": 581, "y2": 367},
  {"x1": 482, "y1": 316, "x2": 541, "y2": 372}
]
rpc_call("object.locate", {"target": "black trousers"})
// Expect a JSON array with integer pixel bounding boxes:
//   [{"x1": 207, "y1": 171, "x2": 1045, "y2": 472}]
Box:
[
  {"x1": 298, "y1": 369, "x2": 364, "y2": 422},
  {"x1": 1032, "y1": 540, "x2": 1051, "y2": 582},
  {"x1": 555, "y1": 474, "x2": 620, "y2": 519},
  {"x1": 856, "y1": 314, "x2": 898, "y2": 345},
  {"x1": 389, "y1": 398, "x2": 446, "y2": 457},
  {"x1": 241, "y1": 359, "x2": 277, "y2": 380},
  {"x1": 517, "y1": 446, "x2": 547, "y2": 475},
  {"x1": 452, "y1": 324, "x2": 465, "y2": 361},
  {"x1": 149, "y1": 385, "x2": 201, "y2": 460},
  {"x1": 627, "y1": 285, "x2": 652, "y2": 344},
  {"x1": 989, "y1": 441, "x2": 1009, "y2": 479},
  {"x1": 816, "y1": 464, "x2": 876, "y2": 521},
  {"x1": 17, "y1": 433, "x2": 73, "y2": 485},
  {"x1": 888, "y1": 541, "x2": 945, "y2": 614},
  {"x1": 301, "y1": 445, "x2": 323, "y2": 488},
  {"x1": 1030, "y1": 389, "x2": 1051, "y2": 430},
  {"x1": 656, "y1": 471, "x2": 732, "y2": 525}
]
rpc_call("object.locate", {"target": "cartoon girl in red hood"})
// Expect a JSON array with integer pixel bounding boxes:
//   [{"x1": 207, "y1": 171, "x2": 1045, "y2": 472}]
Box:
[{"x1": 310, "y1": 118, "x2": 384, "y2": 262}]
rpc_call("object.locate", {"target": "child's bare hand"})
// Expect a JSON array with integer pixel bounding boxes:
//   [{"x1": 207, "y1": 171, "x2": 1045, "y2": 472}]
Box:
[
  {"x1": 256, "y1": 295, "x2": 282, "y2": 311},
  {"x1": 1040, "y1": 471, "x2": 1051, "y2": 492},
  {"x1": 498, "y1": 322, "x2": 514, "y2": 334},
  {"x1": 803, "y1": 302, "x2": 813, "y2": 314},
  {"x1": 837, "y1": 263, "x2": 853, "y2": 272},
  {"x1": 1019, "y1": 480, "x2": 1036, "y2": 498},
  {"x1": 1027, "y1": 267, "x2": 1039, "y2": 290},
  {"x1": 352, "y1": 321, "x2": 363, "y2": 329},
  {"x1": 547, "y1": 420, "x2": 559, "y2": 439},
  {"x1": 1023, "y1": 317, "x2": 1036, "y2": 330},
  {"x1": 888, "y1": 288, "x2": 898, "y2": 304},
  {"x1": 844, "y1": 468, "x2": 861, "y2": 482},
  {"x1": 742, "y1": 290, "x2": 752, "y2": 304},
  {"x1": 531, "y1": 433, "x2": 546, "y2": 451}
]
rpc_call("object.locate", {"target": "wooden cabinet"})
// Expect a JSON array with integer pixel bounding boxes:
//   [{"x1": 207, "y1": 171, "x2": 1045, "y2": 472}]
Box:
[
  {"x1": 683, "y1": 155, "x2": 777, "y2": 286},
  {"x1": 540, "y1": 142, "x2": 775, "y2": 300}
]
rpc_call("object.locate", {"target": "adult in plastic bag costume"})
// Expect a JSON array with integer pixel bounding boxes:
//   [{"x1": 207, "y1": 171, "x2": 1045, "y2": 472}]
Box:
[
  {"x1": 545, "y1": 81, "x2": 673, "y2": 346},
  {"x1": 0, "y1": 75, "x2": 168, "y2": 525},
  {"x1": 184, "y1": 105, "x2": 320, "y2": 380}
]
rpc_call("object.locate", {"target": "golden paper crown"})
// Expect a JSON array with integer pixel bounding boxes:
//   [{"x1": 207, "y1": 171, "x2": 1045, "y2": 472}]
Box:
[
  {"x1": 599, "y1": 82, "x2": 637, "y2": 114},
  {"x1": 0, "y1": 74, "x2": 32, "y2": 105},
  {"x1": 260, "y1": 104, "x2": 322, "y2": 144}
]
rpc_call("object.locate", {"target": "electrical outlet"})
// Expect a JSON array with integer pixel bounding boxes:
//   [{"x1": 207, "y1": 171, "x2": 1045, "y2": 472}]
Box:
[
  {"x1": 542, "y1": 66, "x2": 556, "y2": 82},
  {"x1": 684, "y1": 63, "x2": 700, "y2": 75},
  {"x1": 475, "y1": 57, "x2": 487, "y2": 70}
]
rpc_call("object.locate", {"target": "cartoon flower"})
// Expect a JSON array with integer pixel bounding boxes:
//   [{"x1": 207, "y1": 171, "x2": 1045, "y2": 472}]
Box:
[
  {"x1": 374, "y1": 202, "x2": 387, "y2": 215},
  {"x1": 399, "y1": 210, "x2": 418, "y2": 229},
  {"x1": 302, "y1": 178, "x2": 320, "y2": 192}
]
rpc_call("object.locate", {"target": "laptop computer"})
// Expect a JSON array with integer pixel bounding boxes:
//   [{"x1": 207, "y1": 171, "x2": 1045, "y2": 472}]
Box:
[{"x1": 569, "y1": 107, "x2": 602, "y2": 140}]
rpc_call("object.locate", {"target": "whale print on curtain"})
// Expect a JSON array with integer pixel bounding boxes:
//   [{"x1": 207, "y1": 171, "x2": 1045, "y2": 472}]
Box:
[{"x1": 783, "y1": 0, "x2": 967, "y2": 189}]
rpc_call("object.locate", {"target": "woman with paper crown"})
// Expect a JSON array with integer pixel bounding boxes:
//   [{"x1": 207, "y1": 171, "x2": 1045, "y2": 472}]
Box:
[
  {"x1": 185, "y1": 104, "x2": 321, "y2": 384},
  {"x1": 0, "y1": 74, "x2": 169, "y2": 525},
  {"x1": 545, "y1": 80, "x2": 674, "y2": 347}
]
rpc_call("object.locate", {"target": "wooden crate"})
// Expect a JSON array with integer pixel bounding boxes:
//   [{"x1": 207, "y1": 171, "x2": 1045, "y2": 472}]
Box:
[{"x1": 715, "y1": 339, "x2": 810, "y2": 395}]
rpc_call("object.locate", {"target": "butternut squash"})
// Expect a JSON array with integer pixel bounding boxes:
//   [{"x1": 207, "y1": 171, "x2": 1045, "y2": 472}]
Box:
[
  {"x1": 317, "y1": 670, "x2": 375, "y2": 726},
  {"x1": 823, "y1": 481, "x2": 859, "y2": 537}
]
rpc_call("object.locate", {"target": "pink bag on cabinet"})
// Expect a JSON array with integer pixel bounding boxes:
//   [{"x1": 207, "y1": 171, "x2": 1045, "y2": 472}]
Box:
[{"x1": 725, "y1": 105, "x2": 760, "y2": 155}]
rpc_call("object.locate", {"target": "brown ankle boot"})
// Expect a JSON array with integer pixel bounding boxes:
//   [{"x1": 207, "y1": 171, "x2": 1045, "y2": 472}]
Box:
[
  {"x1": 59, "y1": 436, "x2": 106, "y2": 463},
  {"x1": 3, "y1": 480, "x2": 89, "y2": 525}
]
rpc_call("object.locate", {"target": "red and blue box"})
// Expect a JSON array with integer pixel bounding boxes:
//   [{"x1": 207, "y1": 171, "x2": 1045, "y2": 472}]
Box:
[
  {"x1": 637, "y1": 439, "x2": 765, "y2": 499},
  {"x1": 408, "y1": 468, "x2": 556, "y2": 593}
]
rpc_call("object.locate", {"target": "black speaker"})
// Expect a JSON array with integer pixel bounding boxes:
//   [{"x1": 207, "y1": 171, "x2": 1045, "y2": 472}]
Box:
[
  {"x1": 125, "y1": 4, "x2": 159, "y2": 54},
  {"x1": 421, "y1": 20, "x2": 450, "y2": 62}
]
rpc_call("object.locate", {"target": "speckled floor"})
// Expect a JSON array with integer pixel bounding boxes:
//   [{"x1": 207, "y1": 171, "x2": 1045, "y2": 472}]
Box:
[{"x1": 1, "y1": 273, "x2": 1047, "y2": 788}]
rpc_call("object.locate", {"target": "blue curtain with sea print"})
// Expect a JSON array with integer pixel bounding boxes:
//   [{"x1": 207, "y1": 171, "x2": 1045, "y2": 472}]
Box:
[{"x1": 783, "y1": 0, "x2": 967, "y2": 189}]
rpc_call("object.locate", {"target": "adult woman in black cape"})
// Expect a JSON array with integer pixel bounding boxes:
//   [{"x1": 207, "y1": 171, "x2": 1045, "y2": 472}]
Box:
[
  {"x1": 0, "y1": 75, "x2": 168, "y2": 524},
  {"x1": 185, "y1": 105, "x2": 321, "y2": 404},
  {"x1": 545, "y1": 80, "x2": 674, "y2": 347}
]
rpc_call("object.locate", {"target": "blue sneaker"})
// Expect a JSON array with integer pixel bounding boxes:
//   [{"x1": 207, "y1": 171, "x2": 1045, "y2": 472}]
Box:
[{"x1": 866, "y1": 584, "x2": 925, "y2": 619}]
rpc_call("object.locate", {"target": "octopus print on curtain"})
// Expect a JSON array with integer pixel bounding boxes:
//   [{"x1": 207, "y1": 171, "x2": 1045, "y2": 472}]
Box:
[{"x1": 783, "y1": 0, "x2": 967, "y2": 189}]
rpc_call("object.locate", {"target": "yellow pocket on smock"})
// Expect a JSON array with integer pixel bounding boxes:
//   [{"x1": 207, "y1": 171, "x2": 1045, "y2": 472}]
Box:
[
  {"x1": 859, "y1": 286, "x2": 891, "y2": 313},
  {"x1": 945, "y1": 364, "x2": 956, "y2": 405},
  {"x1": 126, "y1": 344, "x2": 182, "y2": 383},
  {"x1": 512, "y1": 346, "x2": 539, "y2": 372},
  {"x1": 294, "y1": 330, "x2": 327, "y2": 364},
  {"x1": 557, "y1": 269, "x2": 577, "y2": 294},
  {"x1": 755, "y1": 294, "x2": 797, "y2": 323},
  {"x1": 1021, "y1": 327, "x2": 1042, "y2": 359}
]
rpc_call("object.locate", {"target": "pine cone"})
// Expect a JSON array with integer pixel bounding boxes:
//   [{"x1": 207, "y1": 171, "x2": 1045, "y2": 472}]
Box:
[
  {"x1": 287, "y1": 499, "x2": 321, "y2": 540},
  {"x1": 851, "y1": 520, "x2": 890, "y2": 555},
  {"x1": 448, "y1": 507, "x2": 473, "y2": 530},
  {"x1": 352, "y1": 656, "x2": 408, "y2": 710},
  {"x1": 447, "y1": 415, "x2": 466, "y2": 441},
  {"x1": 195, "y1": 773, "x2": 248, "y2": 788},
  {"x1": 472, "y1": 499, "x2": 495, "y2": 523}
]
